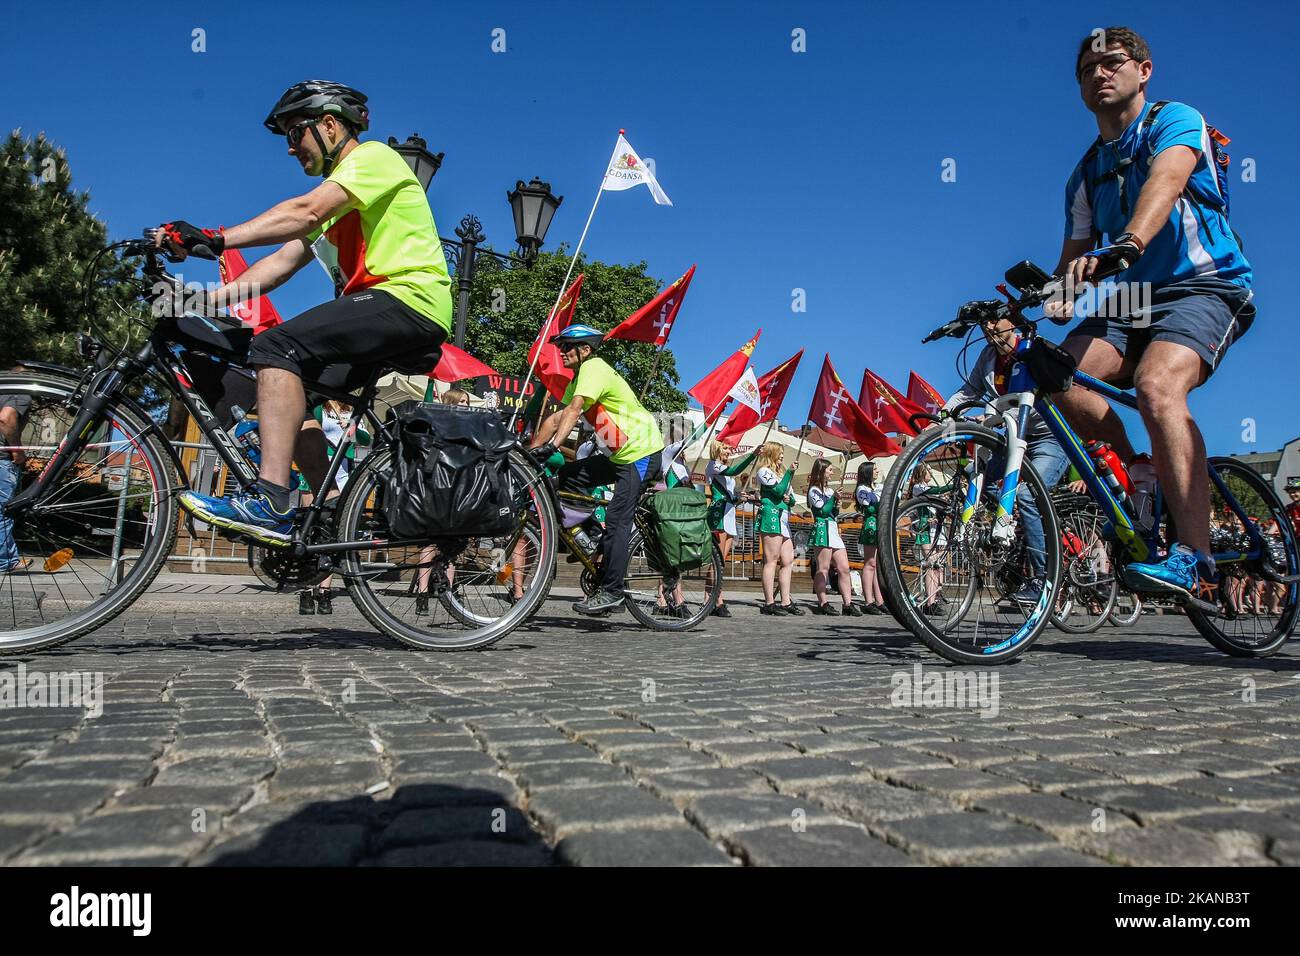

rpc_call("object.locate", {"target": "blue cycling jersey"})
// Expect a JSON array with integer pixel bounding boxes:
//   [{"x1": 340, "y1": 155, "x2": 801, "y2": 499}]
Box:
[{"x1": 1063, "y1": 100, "x2": 1251, "y2": 290}]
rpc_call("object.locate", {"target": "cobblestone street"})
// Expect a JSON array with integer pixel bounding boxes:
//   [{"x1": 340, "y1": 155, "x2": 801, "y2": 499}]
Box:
[{"x1": 2, "y1": 584, "x2": 1298, "y2": 867}]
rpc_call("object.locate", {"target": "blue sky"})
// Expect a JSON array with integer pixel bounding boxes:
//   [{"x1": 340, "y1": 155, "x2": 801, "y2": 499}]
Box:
[{"x1": 3, "y1": 0, "x2": 1296, "y2": 455}]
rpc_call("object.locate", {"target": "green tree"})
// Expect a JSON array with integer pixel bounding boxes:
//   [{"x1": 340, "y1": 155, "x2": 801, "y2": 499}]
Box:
[
  {"x1": 0, "y1": 130, "x2": 144, "y2": 371},
  {"x1": 461, "y1": 246, "x2": 687, "y2": 412}
]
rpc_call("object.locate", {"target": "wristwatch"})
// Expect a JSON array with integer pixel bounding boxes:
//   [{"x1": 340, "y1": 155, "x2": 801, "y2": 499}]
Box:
[{"x1": 1112, "y1": 232, "x2": 1146, "y2": 257}]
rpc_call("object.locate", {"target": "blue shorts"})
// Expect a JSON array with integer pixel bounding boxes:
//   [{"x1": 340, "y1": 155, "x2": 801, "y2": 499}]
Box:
[{"x1": 1067, "y1": 275, "x2": 1255, "y2": 378}]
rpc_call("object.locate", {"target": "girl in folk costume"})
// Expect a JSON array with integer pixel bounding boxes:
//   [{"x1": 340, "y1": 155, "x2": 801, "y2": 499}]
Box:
[
  {"x1": 756, "y1": 442, "x2": 804, "y2": 615},
  {"x1": 908, "y1": 464, "x2": 951, "y2": 616},
  {"x1": 705, "y1": 440, "x2": 759, "y2": 617},
  {"x1": 855, "y1": 460, "x2": 887, "y2": 614},
  {"x1": 808, "y1": 459, "x2": 862, "y2": 616}
]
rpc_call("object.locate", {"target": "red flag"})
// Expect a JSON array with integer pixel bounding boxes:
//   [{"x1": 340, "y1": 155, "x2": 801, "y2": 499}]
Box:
[
  {"x1": 688, "y1": 330, "x2": 761, "y2": 424},
  {"x1": 908, "y1": 371, "x2": 945, "y2": 418},
  {"x1": 606, "y1": 264, "x2": 695, "y2": 345},
  {"x1": 808, "y1": 356, "x2": 900, "y2": 457},
  {"x1": 527, "y1": 274, "x2": 585, "y2": 400},
  {"x1": 716, "y1": 349, "x2": 803, "y2": 446},
  {"x1": 859, "y1": 369, "x2": 924, "y2": 436},
  {"x1": 430, "y1": 344, "x2": 496, "y2": 382},
  {"x1": 218, "y1": 247, "x2": 282, "y2": 334}
]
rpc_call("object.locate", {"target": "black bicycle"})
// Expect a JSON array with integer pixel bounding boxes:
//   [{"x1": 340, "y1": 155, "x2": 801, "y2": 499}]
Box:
[{"x1": 0, "y1": 234, "x2": 558, "y2": 653}]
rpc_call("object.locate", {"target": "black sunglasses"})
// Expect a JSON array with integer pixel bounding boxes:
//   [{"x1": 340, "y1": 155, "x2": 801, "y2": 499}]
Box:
[{"x1": 285, "y1": 119, "x2": 318, "y2": 148}]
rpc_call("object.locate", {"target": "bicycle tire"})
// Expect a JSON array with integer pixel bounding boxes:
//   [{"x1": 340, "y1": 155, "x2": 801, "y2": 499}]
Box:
[
  {"x1": 877, "y1": 421, "x2": 1061, "y2": 665},
  {"x1": 1050, "y1": 508, "x2": 1119, "y2": 634},
  {"x1": 893, "y1": 495, "x2": 979, "y2": 631},
  {"x1": 0, "y1": 371, "x2": 177, "y2": 654},
  {"x1": 1108, "y1": 588, "x2": 1143, "y2": 626},
  {"x1": 623, "y1": 529, "x2": 723, "y2": 632},
  {"x1": 1183, "y1": 457, "x2": 1298, "y2": 656},
  {"x1": 335, "y1": 446, "x2": 558, "y2": 650}
]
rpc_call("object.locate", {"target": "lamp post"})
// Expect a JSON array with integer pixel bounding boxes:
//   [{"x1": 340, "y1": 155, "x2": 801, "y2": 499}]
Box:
[{"x1": 388, "y1": 134, "x2": 563, "y2": 349}]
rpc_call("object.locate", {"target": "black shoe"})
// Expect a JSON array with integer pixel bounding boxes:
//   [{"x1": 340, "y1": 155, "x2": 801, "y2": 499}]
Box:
[
  {"x1": 863, "y1": 602, "x2": 882, "y2": 615},
  {"x1": 315, "y1": 588, "x2": 333, "y2": 615},
  {"x1": 760, "y1": 602, "x2": 787, "y2": 615},
  {"x1": 414, "y1": 594, "x2": 429, "y2": 616},
  {"x1": 783, "y1": 602, "x2": 806, "y2": 616},
  {"x1": 922, "y1": 601, "x2": 945, "y2": 616},
  {"x1": 673, "y1": 604, "x2": 691, "y2": 619},
  {"x1": 574, "y1": 590, "x2": 626, "y2": 616},
  {"x1": 818, "y1": 603, "x2": 841, "y2": 616},
  {"x1": 711, "y1": 604, "x2": 731, "y2": 618},
  {"x1": 298, "y1": 591, "x2": 315, "y2": 615},
  {"x1": 843, "y1": 603, "x2": 863, "y2": 617}
]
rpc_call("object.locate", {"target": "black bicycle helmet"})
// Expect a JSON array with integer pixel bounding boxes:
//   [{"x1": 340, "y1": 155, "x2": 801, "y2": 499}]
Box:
[{"x1": 263, "y1": 80, "x2": 370, "y2": 134}]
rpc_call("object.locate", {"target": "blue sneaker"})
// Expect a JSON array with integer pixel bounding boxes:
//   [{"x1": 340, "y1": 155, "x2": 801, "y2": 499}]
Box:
[
  {"x1": 178, "y1": 488, "x2": 295, "y2": 546},
  {"x1": 1123, "y1": 543, "x2": 1219, "y2": 609}
]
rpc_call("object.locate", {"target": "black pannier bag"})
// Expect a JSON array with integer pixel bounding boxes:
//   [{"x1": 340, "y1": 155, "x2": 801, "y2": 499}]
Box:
[
  {"x1": 383, "y1": 401, "x2": 520, "y2": 539},
  {"x1": 1023, "y1": 338, "x2": 1077, "y2": 394}
]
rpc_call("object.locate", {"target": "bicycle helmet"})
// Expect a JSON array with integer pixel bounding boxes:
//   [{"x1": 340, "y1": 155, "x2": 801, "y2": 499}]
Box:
[
  {"x1": 550, "y1": 324, "x2": 605, "y2": 349},
  {"x1": 263, "y1": 80, "x2": 370, "y2": 134}
]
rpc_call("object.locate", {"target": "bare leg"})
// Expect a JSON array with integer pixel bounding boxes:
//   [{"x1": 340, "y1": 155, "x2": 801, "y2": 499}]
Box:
[
  {"x1": 778, "y1": 538, "x2": 794, "y2": 604},
  {"x1": 761, "y1": 534, "x2": 781, "y2": 604},
  {"x1": 814, "y1": 548, "x2": 831, "y2": 606},
  {"x1": 1132, "y1": 341, "x2": 1210, "y2": 556},
  {"x1": 861, "y1": 546, "x2": 882, "y2": 604},
  {"x1": 712, "y1": 532, "x2": 733, "y2": 608},
  {"x1": 1057, "y1": 336, "x2": 1139, "y2": 460},
  {"x1": 834, "y1": 549, "x2": 854, "y2": 605},
  {"x1": 254, "y1": 367, "x2": 308, "y2": 488}
]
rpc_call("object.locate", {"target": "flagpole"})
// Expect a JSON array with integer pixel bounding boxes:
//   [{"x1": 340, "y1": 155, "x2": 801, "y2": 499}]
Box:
[
  {"x1": 638, "y1": 344, "x2": 664, "y2": 402},
  {"x1": 508, "y1": 142, "x2": 612, "y2": 432},
  {"x1": 687, "y1": 393, "x2": 734, "y2": 479},
  {"x1": 735, "y1": 416, "x2": 778, "y2": 500}
]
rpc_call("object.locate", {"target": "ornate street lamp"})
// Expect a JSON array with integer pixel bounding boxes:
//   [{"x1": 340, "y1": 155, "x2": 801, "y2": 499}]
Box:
[
  {"x1": 387, "y1": 134, "x2": 444, "y2": 192},
  {"x1": 507, "y1": 178, "x2": 563, "y2": 264}
]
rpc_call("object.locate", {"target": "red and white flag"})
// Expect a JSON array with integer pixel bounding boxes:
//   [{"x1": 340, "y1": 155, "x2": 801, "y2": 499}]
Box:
[
  {"x1": 688, "y1": 330, "x2": 761, "y2": 424},
  {"x1": 218, "y1": 247, "x2": 282, "y2": 334},
  {"x1": 601, "y1": 131, "x2": 672, "y2": 206},
  {"x1": 606, "y1": 264, "x2": 695, "y2": 345},
  {"x1": 859, "y1": 368, "x2": 925, "y2": 436},
  {"x1": 808, "y1": 356, "x2": 900, "y2": 457},
  {"x1": 527, "y1": 274, "x2": 585, "y2": 400},
  {"x1": 716, "y1": 348, "x2": 803, "y2": 446},
  {"x1": 908, "y1": 370, "x2": 945, "y2": 418}
]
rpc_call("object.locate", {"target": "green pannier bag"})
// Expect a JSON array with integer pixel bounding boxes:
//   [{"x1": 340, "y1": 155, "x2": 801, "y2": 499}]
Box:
[{"x1": 648, "y1": 487, "x2": 712, "y2": 572}]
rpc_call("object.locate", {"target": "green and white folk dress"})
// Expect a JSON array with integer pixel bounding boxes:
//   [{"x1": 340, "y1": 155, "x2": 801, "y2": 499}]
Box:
[
  {"x1": 808, "y1": 485, "x2": 845, "y2": 550},
  {"x1": 757, "y1": 466, "x2": 795, "y2": 537},
  {"x1": 706, "y1": 449, "x2": 759, "y2": 535}
]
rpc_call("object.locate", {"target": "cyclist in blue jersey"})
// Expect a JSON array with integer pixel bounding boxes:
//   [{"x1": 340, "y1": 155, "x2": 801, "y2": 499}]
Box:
[{"x1": 1044, "y1": 26, "x2": 1255, "y2": 607}]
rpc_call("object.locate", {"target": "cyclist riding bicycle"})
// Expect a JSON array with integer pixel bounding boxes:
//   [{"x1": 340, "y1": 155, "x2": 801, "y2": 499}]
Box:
[
  {"x1": 156, "y1": 80, "x2": 453, "y2": 546},
  {"x1": 941, "y1": 309, "x2": 1071, "y2": 606},
  {"x1": 528, "y1": 324, "x2": 665, "y2": 616},
  {"x1": 1042, "y1": 27, "x2": 1254, "y2": 607}
]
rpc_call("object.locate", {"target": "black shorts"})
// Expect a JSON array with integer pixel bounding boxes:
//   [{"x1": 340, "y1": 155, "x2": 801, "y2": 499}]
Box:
[
  {"x1": 1067, "y1": 275, "x2": 1255, "y2": 377},
  {"x1": 247, "y1": 289, "x2": 447, "y2": 388}
]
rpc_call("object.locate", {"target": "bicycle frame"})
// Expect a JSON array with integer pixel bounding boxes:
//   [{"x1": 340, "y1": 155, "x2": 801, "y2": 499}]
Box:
[{"x1": 959, "y1": 335, "x2": 1271, "y2": 573}]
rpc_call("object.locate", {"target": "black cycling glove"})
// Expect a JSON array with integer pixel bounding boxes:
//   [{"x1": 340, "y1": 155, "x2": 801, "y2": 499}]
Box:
[
  {"x1": 1085, "y1": 236, "x2": 1143, "y2": 276},
  {"x1": 532, "y1": 442, "x2": 559, "y2": 464},
  {"x1": 159, "y1": 221, "x2": 225, "y2": 260}
]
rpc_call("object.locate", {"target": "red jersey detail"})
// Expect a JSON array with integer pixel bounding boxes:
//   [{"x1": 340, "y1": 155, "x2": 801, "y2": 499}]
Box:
[
  {"x1": 584, "y1": 403, "x2": 628, "y2": 453},
  {"x1": 325, "y1": 210, "x2": 388, "y2": 295}
]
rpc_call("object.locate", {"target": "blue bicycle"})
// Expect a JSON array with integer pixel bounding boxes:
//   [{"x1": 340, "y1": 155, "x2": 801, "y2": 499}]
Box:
[{"x1": 877, "y1": 260, "x2": 1299, "y2": 664}]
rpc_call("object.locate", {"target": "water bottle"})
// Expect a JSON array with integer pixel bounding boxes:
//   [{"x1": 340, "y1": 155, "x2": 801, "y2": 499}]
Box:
[
  {"x1": 230, "y1": 405, "x2": 261, "y2": 465},
  {"x1": 1129, "y1": 453, "x2": 1157, "y2": 532},
  {"x1": 1087, "y1": 441, "x2": 1132, "y2": 505}
]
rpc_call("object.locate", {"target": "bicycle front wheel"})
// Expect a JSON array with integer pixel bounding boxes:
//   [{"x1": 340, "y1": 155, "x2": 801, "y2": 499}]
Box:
[
  {"x1": 877, "y1": 422, "x2": 1061, "y2": 665},
  {"x1": 0, "y1": 371, "x2": 177, "y2": 654},
  {"x1": 334, "y1": 446, "x2": 558, "y2": 650}
]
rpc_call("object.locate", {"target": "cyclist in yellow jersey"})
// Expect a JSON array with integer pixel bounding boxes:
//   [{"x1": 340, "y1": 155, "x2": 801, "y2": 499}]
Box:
[
  {"x1": 155, "y1": 81, "x2": 453, "y2": 545},
  {"x1": 530, "y1": 325, "x2": 665, "y2": 615}
]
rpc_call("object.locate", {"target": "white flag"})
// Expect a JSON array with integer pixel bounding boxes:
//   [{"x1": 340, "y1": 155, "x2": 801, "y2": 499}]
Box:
[
  {"x1": 601, "y1": 132, "x2": 672, "y2": 206},
  {"x1": 728, "y1": 366, "x2": 762, "y2": 415}
]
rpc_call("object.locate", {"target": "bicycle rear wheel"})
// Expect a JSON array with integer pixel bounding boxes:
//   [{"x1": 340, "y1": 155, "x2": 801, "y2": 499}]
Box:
[
  {"x1": 1050, "y1": 503, "x2": 1118, "y2": 634},
  {"x1": 0, "y1": 371, "x2": 177, "y2": 654},
  {"x1": 334, "y1": 446, "x2": 557, "y2": 650},
  {"x1": 623, "y1": 528, "x2": 723, "y2": 631},
  {"x1": 1108, "y1": 588, "x2": 1142, "y2": 626},
  {"x1": 1185, "y1": 457, "x2": 1298, "y2": 656}
]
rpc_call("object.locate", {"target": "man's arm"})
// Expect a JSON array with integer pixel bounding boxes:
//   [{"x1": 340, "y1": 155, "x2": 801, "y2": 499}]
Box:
[
  {"x1": 209, "y1": 239, "x2": 315, "y2": 312},
  {"x1": 0, "y1": 407, "x2": 24, "y2": 468},
  {"x1": 531, "y1": 395, "x2": 586, "y2": 449},
  {"x1": 220, "y1": 180, "x2": 355, "y2": 249}
]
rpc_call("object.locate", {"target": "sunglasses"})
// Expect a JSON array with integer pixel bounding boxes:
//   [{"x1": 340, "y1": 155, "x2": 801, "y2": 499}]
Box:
[
  {"x1": 1076, "y1": 53, "x2": 1134, "y2": 84},
  {"x1": 285, "y1": 119, "x2": 318, "y2": 148}
]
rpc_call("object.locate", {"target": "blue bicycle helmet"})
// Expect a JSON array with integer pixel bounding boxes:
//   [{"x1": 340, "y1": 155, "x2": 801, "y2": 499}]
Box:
[{"x1": 550, "y1": 324, "x2": 605, "y2": 348}]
